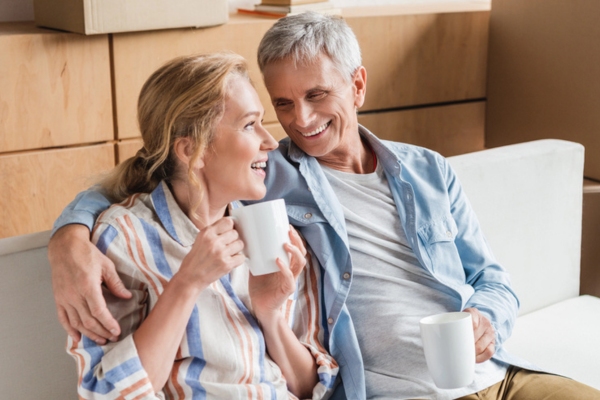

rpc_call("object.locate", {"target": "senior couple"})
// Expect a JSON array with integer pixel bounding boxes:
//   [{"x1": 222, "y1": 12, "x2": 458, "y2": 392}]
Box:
[{"x1": 49, "y1": 11, "x2": 598, "y2": 400}]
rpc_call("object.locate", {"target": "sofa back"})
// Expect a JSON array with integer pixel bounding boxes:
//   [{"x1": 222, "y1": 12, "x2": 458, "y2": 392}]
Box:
[
  {"x1": 0, "y1": 231, "x2": 77, "y2": 399},
  {"x1": 0, "y1": 139, "x2": 584, "y2": 398},
  {"x1": 449, "y1": 139, "x2": 584, "y2": 315}
]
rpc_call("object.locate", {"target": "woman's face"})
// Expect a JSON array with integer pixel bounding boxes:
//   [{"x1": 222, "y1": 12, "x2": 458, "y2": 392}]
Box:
[{"x1": 200, "y1": 75, "x2": 278, "y2": 205}]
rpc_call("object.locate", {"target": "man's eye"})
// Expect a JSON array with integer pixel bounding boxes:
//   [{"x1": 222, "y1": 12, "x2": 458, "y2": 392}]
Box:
[
  {"x1": 308, "y1": 91, "x2": 326, "y2": 100},
  {"x1": 275, "y1": 101, "x2": 292, "y2": 110}
]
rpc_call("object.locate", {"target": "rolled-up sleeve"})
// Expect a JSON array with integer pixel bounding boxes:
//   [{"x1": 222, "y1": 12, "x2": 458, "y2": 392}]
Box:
[
  {"x1": 52, "y1": 186, "x2": 112, "y2": 236},
  {"x1": 286, "y1": 249, "x2": 339, "y2": 399},
  {"x1": 67, "y1": 220, "x2": 161, "y2": 399}
]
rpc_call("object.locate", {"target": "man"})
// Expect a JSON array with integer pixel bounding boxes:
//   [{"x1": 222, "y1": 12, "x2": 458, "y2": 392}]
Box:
[{"x1": 49, "y1": 11, "x2": 599, "y2": 400}]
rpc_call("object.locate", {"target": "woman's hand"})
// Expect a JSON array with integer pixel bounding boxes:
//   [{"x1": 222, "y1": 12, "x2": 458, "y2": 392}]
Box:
[
  {"x1": 176, "y1": 217, "x2": 245, "y2": 291},
  {"x1": 249, "y1": 226, "x2": 307, "y2": 322}
]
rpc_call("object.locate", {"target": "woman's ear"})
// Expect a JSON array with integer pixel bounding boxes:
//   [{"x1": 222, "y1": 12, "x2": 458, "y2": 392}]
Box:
[{"x1": 173, "y1": 137, "x2": 204, "y2": 169}]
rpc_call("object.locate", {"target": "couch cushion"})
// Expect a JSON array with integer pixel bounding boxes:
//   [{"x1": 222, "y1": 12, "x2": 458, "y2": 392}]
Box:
[{"x1": 504, "y1": 295, "x2": 600, "y2": 390}]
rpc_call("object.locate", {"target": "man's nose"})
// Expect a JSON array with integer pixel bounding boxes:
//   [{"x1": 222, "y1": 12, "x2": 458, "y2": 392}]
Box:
[{"x1": 294, "y1": 102, "x2": 315, "y2": 128}]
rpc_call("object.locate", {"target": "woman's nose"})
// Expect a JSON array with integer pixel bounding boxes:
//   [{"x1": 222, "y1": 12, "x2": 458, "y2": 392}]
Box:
[{"x1": 260, "y1": 125, "x2": 279, "y2": 151}]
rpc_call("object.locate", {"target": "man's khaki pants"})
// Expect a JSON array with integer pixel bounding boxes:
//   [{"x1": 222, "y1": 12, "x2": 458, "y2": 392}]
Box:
[{"x1": 457, "y1": 366, "x2": 600, "y2": 400}]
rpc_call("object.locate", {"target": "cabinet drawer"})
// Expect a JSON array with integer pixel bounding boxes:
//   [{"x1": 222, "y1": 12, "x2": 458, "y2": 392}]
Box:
[
  {"x1": 0, "y1": 22, "x2": 113, "y2": 152},
  {"x1": 0, "y1": 144, "x2": 115, "y2": 238}
]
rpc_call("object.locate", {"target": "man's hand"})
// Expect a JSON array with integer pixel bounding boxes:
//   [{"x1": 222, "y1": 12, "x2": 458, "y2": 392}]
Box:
[
  {"x1": 48, "y1": 224, "x2": 131, "y2": 344},
  {"x1": 463, "y1": 307, "x2": 496, "y2": 363}
]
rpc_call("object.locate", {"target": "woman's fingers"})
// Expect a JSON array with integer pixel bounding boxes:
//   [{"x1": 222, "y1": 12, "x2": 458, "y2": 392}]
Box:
[{"x1": 288, "y1": 226, "x2": 307, "y2": 256}]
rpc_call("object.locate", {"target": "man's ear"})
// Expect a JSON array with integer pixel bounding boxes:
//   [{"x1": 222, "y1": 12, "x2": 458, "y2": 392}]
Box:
[
  {"x1": 353, "y1": 66, "x2": 367, "y2": 109},
  {"x1": 173, "y1": 137, "x2": 204, "y2": 169}
]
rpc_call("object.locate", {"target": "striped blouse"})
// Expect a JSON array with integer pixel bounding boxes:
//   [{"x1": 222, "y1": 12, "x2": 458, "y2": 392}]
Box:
[{"x1": 67, "y1": 181, "x2": 338, "y2": 400}]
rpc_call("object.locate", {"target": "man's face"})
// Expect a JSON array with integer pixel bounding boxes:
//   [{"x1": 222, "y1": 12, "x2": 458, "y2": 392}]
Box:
[{"x1": 263, "y1": 53, "x2": 366, "y2": 161}]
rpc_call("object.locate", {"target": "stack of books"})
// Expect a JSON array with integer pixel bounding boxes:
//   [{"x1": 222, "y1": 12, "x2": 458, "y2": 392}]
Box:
[{"x1": 238, "y1": 0, "x2": 341, "y2": 18}]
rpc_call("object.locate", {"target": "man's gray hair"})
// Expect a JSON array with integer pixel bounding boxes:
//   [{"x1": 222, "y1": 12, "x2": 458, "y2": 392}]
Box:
[{"x1": 257, "y1": 11, "x2": 362, "y2": 81}]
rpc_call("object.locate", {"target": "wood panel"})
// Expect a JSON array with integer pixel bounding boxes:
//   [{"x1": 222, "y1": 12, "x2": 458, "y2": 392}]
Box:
[
  {"x1": 0, "y1": 144, "x2": 115, "y2": 238},
  {"x1": 112, "y1": 7, "x2": 489, "y2": 140},
  {"x1": 114, "y1": 125, "x2": 286, "y2": 165},
  {"x1": 264, "y1": 122, "x2": 286, "y2": 142},
  {"x1": 581, "y1": 179, "x2": 600, "y2": 298},
  {"x1": 486, "y1": 0, "x2": 600, "y2": 180},
  {"x1": 0, "y1": 22, "x2": 113, "y2": 152},
  {"x1": 358, "y1": 101, "x2": 485, "y2": 157},
  {"x1": 346, "y1": 9, "x2": 489, "y2": 111},
  {"x1": 112, "y1": 15, "x2": 278, "y2": 140},
  {"x1": 116, "y1": 138, "x2": 143, "y2": 164}
]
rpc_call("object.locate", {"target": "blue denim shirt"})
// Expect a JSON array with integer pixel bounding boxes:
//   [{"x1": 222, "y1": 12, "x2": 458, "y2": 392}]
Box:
[
  {"x1": 251, "y1": 125, "x2": 533, "y2": 399},
  {"x1": 54, "y1": 125, "x2": 533, "y2": 400}
]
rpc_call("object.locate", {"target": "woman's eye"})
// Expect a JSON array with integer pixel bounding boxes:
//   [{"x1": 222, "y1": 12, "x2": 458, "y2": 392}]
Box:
[{"x1": 244, "y1": 121, "x2": 256, "y2": 130}]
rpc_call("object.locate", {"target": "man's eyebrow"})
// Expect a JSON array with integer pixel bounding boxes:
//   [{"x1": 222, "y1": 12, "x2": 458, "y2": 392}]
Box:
[{"x1": 271, "y1": 96, "x2": 291, "y2": 104}]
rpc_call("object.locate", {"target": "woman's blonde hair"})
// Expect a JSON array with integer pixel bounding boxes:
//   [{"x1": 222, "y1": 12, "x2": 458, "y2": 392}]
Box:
[{"x1": 100, "y1": 52, "x2": 249, "y2": 203}]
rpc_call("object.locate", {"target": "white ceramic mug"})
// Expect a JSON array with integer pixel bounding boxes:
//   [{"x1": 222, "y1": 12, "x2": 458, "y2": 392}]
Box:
[
  {"x1": 419, "y1": 311, "x2": 475, "y2": 389},
  {"x1": 230, "y1": 199, "x2": 290, "y2": 276}
]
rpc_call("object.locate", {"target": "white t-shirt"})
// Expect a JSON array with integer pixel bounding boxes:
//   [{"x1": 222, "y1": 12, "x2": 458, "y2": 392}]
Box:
[{"x1": 322, "y1": 161, "x2": 507, "y2": 400}]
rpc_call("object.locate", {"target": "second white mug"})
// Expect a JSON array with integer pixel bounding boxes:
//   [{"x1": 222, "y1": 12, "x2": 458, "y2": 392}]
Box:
[{"x1": 419, "y1": 311, "x2": 476, "y2": 389}]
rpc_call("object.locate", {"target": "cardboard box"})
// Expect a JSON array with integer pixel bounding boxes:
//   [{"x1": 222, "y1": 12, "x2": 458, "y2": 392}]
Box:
[
  {"x1": 486, "y1": 0, "x2": 600, "y2": 180},
  {"x1": 33, "y1": 0, "x2": 228, "y2": 35}
]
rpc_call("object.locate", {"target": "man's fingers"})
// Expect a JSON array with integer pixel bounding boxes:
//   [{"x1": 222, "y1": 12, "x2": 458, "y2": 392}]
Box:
[
  {"x1": 65, "y1": 305, "x2": 108, "y2": 345},
  {"x1": 57, "y1": 306, "x2": 81, "y2": 342},
  {"x1": 87, "y1": 297, "x2": 121, "y2": 340},
  {"x1": 103, "y1": 262, "x2": 132, "y2": 300},
  {"x1": 476, "y1": 339, "x2": 496, "y2": 363}
]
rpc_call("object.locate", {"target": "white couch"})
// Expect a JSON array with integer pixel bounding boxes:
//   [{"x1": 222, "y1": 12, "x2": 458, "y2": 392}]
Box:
[{"x1": 1, "y1": 139, "x2": 598, "y2": 398}]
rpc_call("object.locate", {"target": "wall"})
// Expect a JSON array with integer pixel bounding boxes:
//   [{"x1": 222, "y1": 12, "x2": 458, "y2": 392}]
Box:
[{"x1": 0, "y1": 2, "x2": 490, "y2": 238}]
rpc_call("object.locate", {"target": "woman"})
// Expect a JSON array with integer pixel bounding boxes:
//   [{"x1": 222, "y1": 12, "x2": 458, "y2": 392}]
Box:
[{"x1": 68, "y1": 53, "x2": 337, "y2": 399}]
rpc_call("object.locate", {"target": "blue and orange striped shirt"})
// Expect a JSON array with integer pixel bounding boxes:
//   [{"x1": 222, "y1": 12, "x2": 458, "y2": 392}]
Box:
[{"x1": 67, "y1": 181, "x2": 338, "y2": 399}]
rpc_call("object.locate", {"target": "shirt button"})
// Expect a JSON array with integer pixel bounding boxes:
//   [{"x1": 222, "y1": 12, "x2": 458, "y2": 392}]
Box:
[
  {"x1": 327, "y1": 317, "x2": 334, "y2": 324},
  {"x1": 304, "y1": 213, "x2": 313, "y2": 219},
  {"x1": 343, "y1": 272, "x2": 351, "y2": 280},
  {"x1": 446, "y1": 230, "x2": 452, "y2": 237}
]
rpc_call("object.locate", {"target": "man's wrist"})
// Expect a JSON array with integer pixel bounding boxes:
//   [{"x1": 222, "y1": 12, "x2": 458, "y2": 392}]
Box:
[{"x1": 48, "y1": 224, "x2": 91, "y2": 264}]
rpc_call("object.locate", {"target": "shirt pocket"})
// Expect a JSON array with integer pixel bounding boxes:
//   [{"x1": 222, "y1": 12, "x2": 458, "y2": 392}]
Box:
[
  {"x1": 417, "y1": 216, "x2": 464, "y2": 279},
  {"x1": 285, "y1": 204, "x2": 327, "y2": 226}
]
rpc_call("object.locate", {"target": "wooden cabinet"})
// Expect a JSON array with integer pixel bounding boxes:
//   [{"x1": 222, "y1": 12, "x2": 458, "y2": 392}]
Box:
[
  {"x1": 346, "y1": 8, "x2": 489, "y2": 111},
  {"x1": 2, "y1": 3, "x2": 491, "y2": 238},
  {"x1": 0, "y1": 22, "x2": 113, "y2": 152},
  {"x1": 358, "y1": 101, "x2": 486, "y2": 157},
  {"x1": 111, "y1": 16, "x2": 277, "y2": 139},
  {"x1": 0, "y1": 144, "x2": 114, "y2": 237},
  {"x1": 486, "y1": 0, "x2": 600, "y2": 180}
]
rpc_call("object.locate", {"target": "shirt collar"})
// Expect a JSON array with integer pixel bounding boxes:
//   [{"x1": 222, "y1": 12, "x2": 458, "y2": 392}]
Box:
[
  {"x1": 149, "y1": 181, "x2": 198, "y2": 247},
  {"x1": 286, "y1": 124, "x2": 401, "y2": 174},
  {"x1": 149, "y1": 181, "x2": 242, "y2": 247}
]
